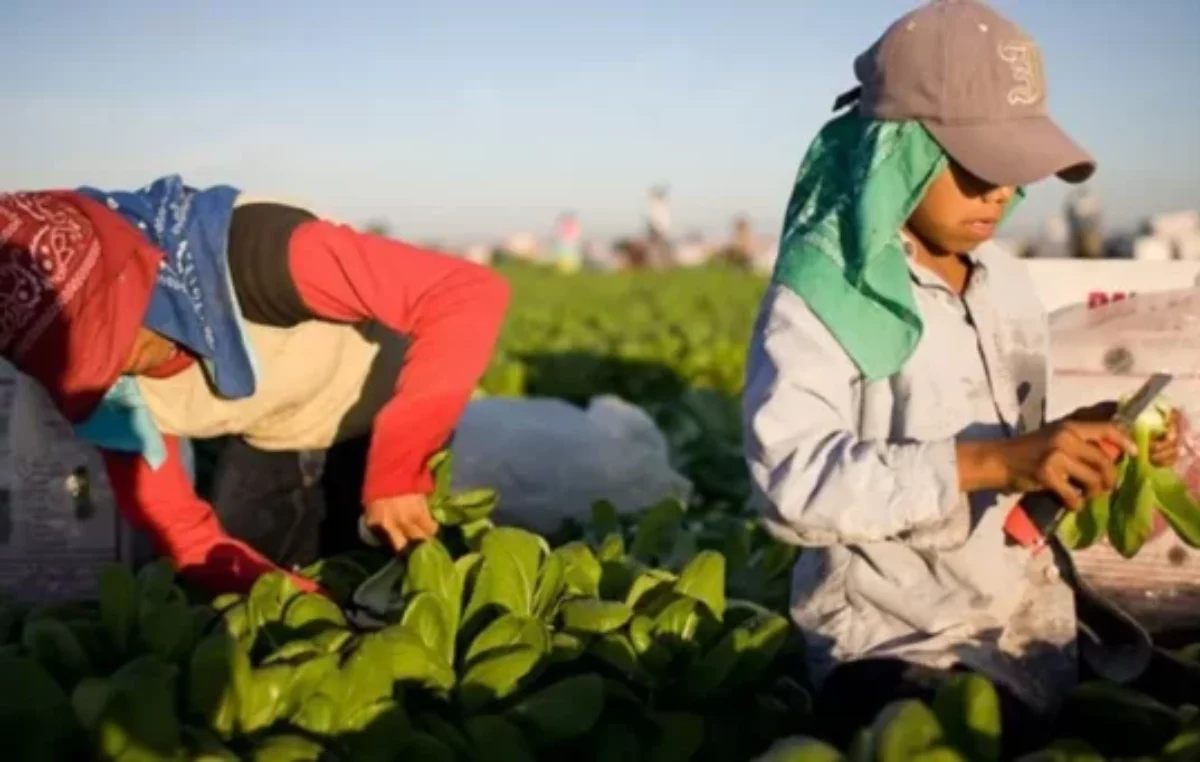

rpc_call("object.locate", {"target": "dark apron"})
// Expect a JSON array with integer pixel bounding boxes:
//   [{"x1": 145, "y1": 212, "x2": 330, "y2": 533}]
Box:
[{"x1": 203, "y1": 435, "x2": 370, "y2": 570}]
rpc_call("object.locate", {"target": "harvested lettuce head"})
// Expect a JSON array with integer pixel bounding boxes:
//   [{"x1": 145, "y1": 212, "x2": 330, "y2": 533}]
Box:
[{"x1": 1059, "y1": 396, "x2": 1199, "y2": 557}]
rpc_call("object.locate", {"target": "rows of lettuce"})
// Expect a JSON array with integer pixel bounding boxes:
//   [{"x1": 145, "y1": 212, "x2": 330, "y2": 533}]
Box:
[
  {"x1": 7, "y1": 264, "x2": 1200, "y2": 759},
  {"x1": 9, "y1": 473, "x2": 1200, "y2": 761}
]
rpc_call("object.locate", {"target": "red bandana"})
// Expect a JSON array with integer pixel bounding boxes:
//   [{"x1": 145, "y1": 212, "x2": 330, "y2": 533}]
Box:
[{"x1": 0, "y1": 191, "x2": 161, "y2": 422}]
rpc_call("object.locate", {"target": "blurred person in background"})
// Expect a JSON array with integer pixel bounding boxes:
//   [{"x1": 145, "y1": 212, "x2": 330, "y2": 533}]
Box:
[
  {"x1": 552, "y1": 211, "x2": 583, "y2": 274},
  {"x1": 646, "y1": 185, "x2": 675, "y2": 268},
  {"x1": 1066, "y1": 184, "x2": 1104, "y2": 259},
  {"x1": 0, "y1": 175, "x2": 509, "y2": 595}
]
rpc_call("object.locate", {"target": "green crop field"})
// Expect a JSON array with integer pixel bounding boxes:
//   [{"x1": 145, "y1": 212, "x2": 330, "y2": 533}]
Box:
[{"x1": 3, "y1": 264, "x2": 1200, "y2": 761}]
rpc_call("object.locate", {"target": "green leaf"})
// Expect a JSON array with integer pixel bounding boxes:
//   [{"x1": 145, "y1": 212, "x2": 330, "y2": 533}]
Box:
[
  {"x1": 301, "y1": 555, "x2": 370, "y2": 604},
  {"x1": 437, "y1": 488, "x2": 499, "y2": 525},
  {"x1": 216, "y1": 600, "x2": 253, "y2": 642},
  {"x1": 98, "y1": 562, "x2": 138, "y2": 656},
  {"x1": 465, "y1": 715, "x2": 537, "y2": 762},
  {"x1": 290, "y1": 694, "x2": 338, "y2": 737},
  {"x1": 456, "y1": 552, "x2": 484, "y2": 585},
  {"x1": 284, "y1": 652, "x2": 339, "y2": 707},
  {"x1": 187, "y1": 634, "x2": 245, "y2": 740},
  {"x1": 21, "y1": 616, "x2": 92, "y2": 687},
  {"x1": 338, "y1": 633, "x2": 399, "y2": 709},
  {"x1": 404, "y1": 539, "x2": 463, "y2": 631},
  {"x1": 311, "y1": 626, "x2": 353, "y2": 655},
  {"x1": 403, "y1": 591, "x2": 456, "y2": 666},
  {"x1": 597, "y1": 533, "x2": 626, "y2": 563},
  {"x1": 376, "y1": 626, "x2": 457, "y2": 692},
  {"x1": 139, "y1": 597, "x2": 193, "y2": 663},
  {"x1": 461, "y1": 518, "x2": 495, "y2": 551},
  {"x1": 626, "y1": 568, "x2": 678, "y2": 609},
  {"x1": 182, "y1": 726, "x2": 240, "y2": 761},
  {"x1": 466, "y1": 614, "x2": 551, "y2": 667},
  {"x1": 552, "y1": 542, "x2": 603, "y2": 599},
  {"x1": 352, "y1": 557, "x2": 407, "y2": 617},
  {"x1": 459, "y1": 644, "x2": 546, "y2": 713},
  {"x1": 752, "y1": 736, "x2": 845, "y2": 762},
  {"x1": 431, "y1": 449, "x2": 455, "y2": 501},
  {"x1": 135, "y1": 559, "x2": 178, "y2": 608},
  {"x1": 1153, "y1": 469, "x2": 1200, "y2": 548},
  {"x1": 932, "y1": 673, "x2": 1001, "y2": 762},
  {"x1": 0, "y1": 654, "x2": 77, "y2": 762},
  {"x1": 336, "y1": 699, "x2": 412, "y2": 762},
  {"x1": 72, "y1": 677, "x2": 114, "y2": 731},
  {"x1": 281, "y1": 593, "x2": 347, "y2": 632},
  {"x1": 507, "y1": 673, "x2": 605, "y2": 744},
  {"x1": 652, "y1": 596, "x2": 702, "y2": 643},
  {"x1": 532, "y1": 551, "x2": 567, "y2": 620},
  {"x1": 629, "y1": 499, "x2": 687, "y2": 562},
  {"x1": 649, "y1": 711, "x2": 704, "y2": 762},
  {"x1": 590, "y1": 632, "x2": 653, "y2": 685},
  {"x1": 673, "y1": 550, "x2": 726, "y2": 619},
  {"x1": 238, "y1": 663, "x2": 294, "y2": 735},
  {"x1": 549, "y1": 631, "x2": 588, "y2": 664},
  {"x1": 247, "y1": 571, "x2": 302, "y2": 629},
  {"x1": 1064, "y1": 681, "x2": 1181, "y2": 754},
  {"x1": 680, "y1": 623, "x2": 745, "y2": 702},
  {"x1": 869, "y1": 700, "x2": 946, "y2": 762},
  {"x1": 590, "y1": 500, "x2": 621, "y2": 539},
  {"x1": 417, "y1": 712, "x2": 474, "y2": 758},
  {"x1": 560, "y1": 599, "x2": 634, "y2": 634},
  {"x1": 96, "y1": 655, "x2": 185, "y2": 762},
  {"x1": 1058, "y1": 479, "x2": 1115, "y2": 551},
  {"x1": 721, "y1": 607, "x2": 792, "y2": 690},
  {"x1": 249, "y1": 734, "x2": 326, "y2": 762},
  {"x1": 1109, "y1": 468, "x2": 1159, "y2": 558},
  {"x1": 464, "y1": 527, "x2": 546, "y2": 624},
  {"x1": 190, "y1": 604, "x2": 219, "y2": 643}
]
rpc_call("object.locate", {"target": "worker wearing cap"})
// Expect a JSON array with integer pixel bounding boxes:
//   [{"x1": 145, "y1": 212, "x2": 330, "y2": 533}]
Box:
[
  {"x1": 0, "y1": 177, "x2": 509, "y2": 595},
  {"x1": 742, "y1": 0, "x2": 1178, "y2": 752}
]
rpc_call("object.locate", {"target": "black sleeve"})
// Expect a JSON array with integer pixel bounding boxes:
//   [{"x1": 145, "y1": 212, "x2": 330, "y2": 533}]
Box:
[{"x1": 227, "y1": 202, "x2": 318, "y2": 327}]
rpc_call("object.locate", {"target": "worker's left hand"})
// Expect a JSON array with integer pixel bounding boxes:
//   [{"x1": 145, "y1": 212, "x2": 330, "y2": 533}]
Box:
[
  {"x1": 1149, "y1": 408, "x2": 1182, "y2": 468},
  {"x1": 363, "y1": 494, "x2": 439, "y2": 553},
  {"x1": 1069, "y1": 402, "x2": 1181, "y2": 469}
]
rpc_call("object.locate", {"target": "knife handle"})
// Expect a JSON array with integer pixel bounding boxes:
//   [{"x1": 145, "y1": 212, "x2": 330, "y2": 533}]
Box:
[{"x1": 1002, "y1": 436, "x2": 1126, "y2": 550}]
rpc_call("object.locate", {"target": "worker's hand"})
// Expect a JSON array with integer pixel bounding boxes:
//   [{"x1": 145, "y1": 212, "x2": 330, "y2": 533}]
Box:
[
  {"x1": 997, "y1": 416, "x2": 1137, "y2": 509},
  {"x1": 1149, "y1": 408, "x2": 1182, "y2": 468},
  {"x1": 1069, "y1": 401, "x2": 1180, "y2": 469},
  {"x1": 959, "y1": 412, "x2": 1136, "y2": 510},
  {"x1": 362, "y1": 494, "x2": 439, "y2": 553}
]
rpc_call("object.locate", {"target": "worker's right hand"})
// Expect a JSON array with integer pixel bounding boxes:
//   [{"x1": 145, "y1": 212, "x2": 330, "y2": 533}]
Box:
[
  {"x1": 992, "y1": 415, "x2": 1137, "y2": 509},
  {"x1": 362, "y1": 493, "x2": 439, "y2": 553}
]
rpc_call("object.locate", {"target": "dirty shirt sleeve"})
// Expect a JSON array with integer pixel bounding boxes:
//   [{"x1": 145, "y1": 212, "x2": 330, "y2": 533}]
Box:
[{"x1": 742, "y1": 284, "x2": 965, "y2": 547}]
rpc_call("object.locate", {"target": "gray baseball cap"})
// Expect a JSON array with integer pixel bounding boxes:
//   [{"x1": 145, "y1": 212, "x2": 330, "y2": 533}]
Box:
[{"x1": 845, "y1": 0, "x2": 1095, "y2": 187}]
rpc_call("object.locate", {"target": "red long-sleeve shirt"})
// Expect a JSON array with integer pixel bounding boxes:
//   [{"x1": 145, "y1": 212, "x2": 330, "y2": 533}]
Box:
[{"x1": 102, "y1": 221, "x2": 509, "y2": 593}]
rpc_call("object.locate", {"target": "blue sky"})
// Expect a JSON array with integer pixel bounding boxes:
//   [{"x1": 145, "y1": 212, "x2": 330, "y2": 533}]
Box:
[{"x1": 4, "y1": 0, "x2": 1198, "y2": 244}]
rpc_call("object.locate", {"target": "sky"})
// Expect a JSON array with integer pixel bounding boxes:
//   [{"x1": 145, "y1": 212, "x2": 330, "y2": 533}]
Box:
[{"x1": 4, "y1": 0, "x2": 1199, "y2": 244}]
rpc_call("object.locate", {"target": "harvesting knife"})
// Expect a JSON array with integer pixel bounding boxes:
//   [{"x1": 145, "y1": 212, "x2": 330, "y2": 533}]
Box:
[{"x1": 1002, "y1": 372, "x2": 1174, "y2": 552}]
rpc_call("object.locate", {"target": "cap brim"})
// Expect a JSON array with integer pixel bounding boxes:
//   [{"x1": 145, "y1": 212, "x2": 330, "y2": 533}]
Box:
[{"x1": 923, "y1": 117, "x2": 1096, "y2": 187}]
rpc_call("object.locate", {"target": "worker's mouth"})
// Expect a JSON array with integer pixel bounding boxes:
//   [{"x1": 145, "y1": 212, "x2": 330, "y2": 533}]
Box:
[{"x1": 965, "y1": 219, "x2": 999, "y2": 238}]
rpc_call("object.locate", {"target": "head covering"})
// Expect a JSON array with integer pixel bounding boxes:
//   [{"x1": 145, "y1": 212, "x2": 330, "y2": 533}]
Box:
[
  {"x1": 0, "y1": 191, "x2": 161, "y2": 422},
  {"x1": 845, "y1": 0, "x2": 1094, "y2": 187},
  {"x1": 771, "y1": 112, "x2": 1024, "y2": 381}
]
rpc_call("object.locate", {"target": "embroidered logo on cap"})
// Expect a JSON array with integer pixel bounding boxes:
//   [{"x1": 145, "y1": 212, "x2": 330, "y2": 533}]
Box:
[{"x1": 998, "y1": 41, "x2": 1044, "y2": 107}]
